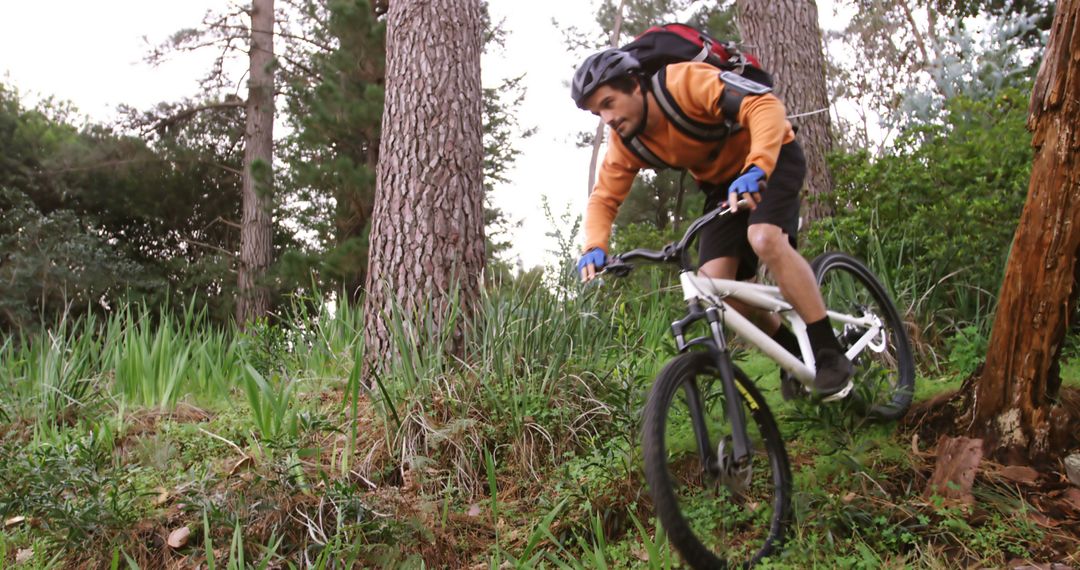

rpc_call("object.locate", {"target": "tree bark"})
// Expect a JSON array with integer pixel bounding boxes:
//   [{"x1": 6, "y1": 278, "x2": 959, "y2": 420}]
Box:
[
  {"x1": 735, "y1": 0, "x2": 834, "y2": 225},
  {"x1": 362, "y1": 0, "x2": 485, "y2": 371},
  {"x1": 967, "y1": 0, "x2": 1080, "y2": 463},
  {"x1": 236, "y1": 0, "x2": 275, "y2": 327}
]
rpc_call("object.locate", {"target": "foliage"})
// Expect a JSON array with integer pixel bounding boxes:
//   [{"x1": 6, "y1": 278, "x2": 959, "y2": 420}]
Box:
[
  {"x1": 279, "y1": 0, "x2": 387, "y2": 303},
  {"x1": 805, "y1": 88, "x2": 1032, "y2": 348},
  {"x1": 827, "y1": 0, "x2": 1046, "y2": 148},
  {"x1": 0, "y1": 270, "x2": 1074, "y2": 566}
]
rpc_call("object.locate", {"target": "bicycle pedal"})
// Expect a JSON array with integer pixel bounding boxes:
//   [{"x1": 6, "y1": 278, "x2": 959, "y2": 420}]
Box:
[{"x1": 820, "y1": 380, "x2": 855, "y2": 403}]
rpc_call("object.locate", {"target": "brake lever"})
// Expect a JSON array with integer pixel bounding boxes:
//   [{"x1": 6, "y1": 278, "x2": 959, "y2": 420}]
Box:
[{"x1": 602, "y1": 258, "x2": 634, "y2": 277}]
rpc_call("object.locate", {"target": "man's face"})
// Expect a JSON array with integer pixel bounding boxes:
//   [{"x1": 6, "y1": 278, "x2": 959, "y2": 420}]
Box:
[{"x1": 583, "y1": 82, "x2": 644, "y2": 138}]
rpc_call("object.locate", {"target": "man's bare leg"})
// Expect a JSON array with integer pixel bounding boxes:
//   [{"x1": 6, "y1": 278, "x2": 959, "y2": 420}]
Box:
[{"x1": 747, "y1": 223, "x2": 853, "y2": 399}]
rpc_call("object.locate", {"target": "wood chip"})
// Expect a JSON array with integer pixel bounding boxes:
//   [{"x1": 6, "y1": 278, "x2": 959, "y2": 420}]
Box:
[
  {"x1": 998, "y1": 465, "x2": 1040, "y2": 485},
  {"x1": 924, "y1": 436, "x2": 983, "y2": 505},
  {"x1": 4, "y1": 516, "x2": 25, "y2": 528},
  {"x1": 167, "y1": 526, "x2": 191, "y2": 549}
]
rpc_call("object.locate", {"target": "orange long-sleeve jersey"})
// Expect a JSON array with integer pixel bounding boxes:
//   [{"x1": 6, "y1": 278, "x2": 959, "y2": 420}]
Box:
[{"x1": 583, "y1": 61, "x2": 796, "y2": 254}]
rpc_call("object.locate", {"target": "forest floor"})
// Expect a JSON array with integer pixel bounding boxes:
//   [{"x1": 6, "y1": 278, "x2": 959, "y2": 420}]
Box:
[{"x1": 2, "y1": 351, "x2": 1080, "y2": 569}]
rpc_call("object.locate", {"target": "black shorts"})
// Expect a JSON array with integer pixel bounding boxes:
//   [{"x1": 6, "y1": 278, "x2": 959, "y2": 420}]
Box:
[{"x1": 697, "y1": 140, "x2": 806, "y2": 280}]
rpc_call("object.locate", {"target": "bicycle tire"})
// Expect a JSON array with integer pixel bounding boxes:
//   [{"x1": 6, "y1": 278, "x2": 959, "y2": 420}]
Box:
[
  {"x1": 811, "y1": 251, "x2": 916, "y2": 421},
  {"x1": 642, "y1": 351, "x2": 791, "y2": 569}
]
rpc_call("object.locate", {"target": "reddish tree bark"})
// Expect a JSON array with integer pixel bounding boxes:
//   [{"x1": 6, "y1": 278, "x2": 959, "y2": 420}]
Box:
[{"x1": 965, "y1": 0, "x2": 1080, "y2": 463}]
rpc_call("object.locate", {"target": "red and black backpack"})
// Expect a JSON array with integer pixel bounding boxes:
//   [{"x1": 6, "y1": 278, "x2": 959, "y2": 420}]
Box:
[
  {"x1": 617, "y1": 23, "x2": 774, "y2": 170},
  {"x1": 621, "y1": 23, "x2": 773, "y2": 87}
]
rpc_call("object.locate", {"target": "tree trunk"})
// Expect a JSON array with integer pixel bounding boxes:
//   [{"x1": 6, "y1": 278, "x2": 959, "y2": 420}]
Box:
[
  {"x1": 735, "y1": 0, "x2": 834, "y2": 225},
  {"x1": 236, "y1": 0, "x2": 275, "y2": 327},
  {"x1": 362, "y1": 0, "x2": 485, "y2": 370},
  {"x1": 966, "y1": 0, "x2": 1080, "y2": 463}
]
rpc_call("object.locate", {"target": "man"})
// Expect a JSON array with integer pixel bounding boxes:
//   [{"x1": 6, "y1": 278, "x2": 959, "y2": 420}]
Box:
[{"x1": 572, "y1": 48, "x2": 852, "y2": 400}]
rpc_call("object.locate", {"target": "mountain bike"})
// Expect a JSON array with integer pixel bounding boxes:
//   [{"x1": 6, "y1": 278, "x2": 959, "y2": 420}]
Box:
[{"x1": 601, "y1": 203, "x2": 916, "y2": 568}]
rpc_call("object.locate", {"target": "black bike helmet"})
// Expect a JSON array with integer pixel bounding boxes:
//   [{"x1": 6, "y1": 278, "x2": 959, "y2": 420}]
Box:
[{"x1": 571, "y1": 48, "x2": 642, "y2": 109}]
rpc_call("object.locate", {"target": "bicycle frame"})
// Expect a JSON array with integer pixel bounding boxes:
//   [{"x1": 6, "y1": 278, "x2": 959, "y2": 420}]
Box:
[
  {"x1": 604, "y1": 202, "x2": 888, "y2": 475},
  {"x1": 677, "y1": 272, "x2": 887, "y2": 388}
]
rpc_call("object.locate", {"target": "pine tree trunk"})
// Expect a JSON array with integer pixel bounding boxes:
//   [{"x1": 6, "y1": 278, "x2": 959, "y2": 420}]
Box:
[
  {"x1": 967, "y1": 0, "x2": 1080, "y2": 463},
  {"x1": 735, "y1": 0, "x2": 834, "y2": 225},
  {"x1": 236, "y1": 0, "x2": 275, "y2": 327},
  {"x1": 362, "y1": 0, "x2": 485, "y2": 370}
]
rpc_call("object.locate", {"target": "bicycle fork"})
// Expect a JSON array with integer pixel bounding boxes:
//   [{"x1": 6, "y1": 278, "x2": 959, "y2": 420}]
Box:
[{"x1": 682, "y1": 306, "x2": 754, "y2": 482}]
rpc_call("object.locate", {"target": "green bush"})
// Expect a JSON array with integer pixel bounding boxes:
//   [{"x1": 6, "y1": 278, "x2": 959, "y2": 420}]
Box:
[{"x1": 807, "y1": 87, "x2": 1033, "y2": 345}]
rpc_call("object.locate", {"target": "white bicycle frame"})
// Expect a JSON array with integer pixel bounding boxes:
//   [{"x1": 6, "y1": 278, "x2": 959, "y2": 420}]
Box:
[{"x1": 678, "y1": 272, "x2": 887, "y2": 388}]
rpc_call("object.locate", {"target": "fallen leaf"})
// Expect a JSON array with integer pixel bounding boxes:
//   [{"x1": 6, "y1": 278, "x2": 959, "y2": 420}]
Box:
[
  {"x1": 153, "y1": 487, "x2": 170, "y2": 506},
  {"x1": 167, "y1": 526, "x2": 191, "y2": 549},
  {"x1": 1063, "y1": 488, "x2": 1080, "y2": 513},
  {"x1": 4, "y1": 516, "x2": 25, "y2": 528},
  {"x1": 998, "y1": 465, "x2": 1040, "y2": 485},
  {"x1": 15, "y1": 548, "x2": 33, "y2": 564},
  {"x1": 467, "y1": 504, "x2": 482, "y2": 517},
  {"x1": 1027, "y1": 511, "x2": 1058, "y2": 529},
  {"x1": 229, "y1": 456, "x2": 253, "y2": 477}
]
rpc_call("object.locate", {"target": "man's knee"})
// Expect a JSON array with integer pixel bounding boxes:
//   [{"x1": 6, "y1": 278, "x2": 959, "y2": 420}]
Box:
[
  {"x1": 747, "y1": 224, "x2": 791, "y2": 260},
  {"x1": 699, "y1": 257, "x2": 739, "y2": 279}
]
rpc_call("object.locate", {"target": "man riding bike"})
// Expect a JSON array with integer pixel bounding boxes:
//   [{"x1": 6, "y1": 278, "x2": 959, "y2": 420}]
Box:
[{"x1": 572, "y1": 48, "x2": 853, "y2": 400}]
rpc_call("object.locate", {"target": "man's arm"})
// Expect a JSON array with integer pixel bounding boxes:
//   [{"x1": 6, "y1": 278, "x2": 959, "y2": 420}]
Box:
[{"x1": 583, "y1": 138, "x2": 642, "y2": 253}]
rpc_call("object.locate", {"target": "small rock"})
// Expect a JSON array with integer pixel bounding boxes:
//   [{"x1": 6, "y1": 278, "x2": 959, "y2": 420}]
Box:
[{"x1": 1065, "y1": 453, "x2": 1080, "y2": 487}]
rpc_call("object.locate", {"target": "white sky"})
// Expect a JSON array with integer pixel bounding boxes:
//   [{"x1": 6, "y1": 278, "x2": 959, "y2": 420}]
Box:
[{"x1": 0, "y1": 0, "x2": 848, "y2": 271}]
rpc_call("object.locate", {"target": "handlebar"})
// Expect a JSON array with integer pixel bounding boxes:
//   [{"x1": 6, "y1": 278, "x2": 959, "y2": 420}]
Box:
[{"x1": 601, "y1": 199, "x2": 751, "y2": 277}]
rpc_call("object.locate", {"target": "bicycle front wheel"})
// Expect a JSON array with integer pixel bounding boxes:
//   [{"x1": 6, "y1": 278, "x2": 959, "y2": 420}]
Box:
[
  {"x1": 642, "y1": 351, "x2": 791, "y2": 569},
  {"x1": 811, "y1": 251, "x2": 916, "y2": 421}
]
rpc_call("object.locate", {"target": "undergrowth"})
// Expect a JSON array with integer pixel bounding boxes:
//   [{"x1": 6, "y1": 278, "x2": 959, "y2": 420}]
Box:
[{"x1": 0, "y1": 269, "x2": 1075, "y2": 569}]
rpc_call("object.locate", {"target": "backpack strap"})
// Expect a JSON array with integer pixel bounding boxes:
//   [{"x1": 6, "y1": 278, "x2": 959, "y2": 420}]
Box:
[
  {"x1": 622, "y1": 136, "x2": 674, "y2": 171},
  {"x1": 650, "y1": 67, "x2": 738, "y2": 141},
  {"x1": 718, "y1": 70, "x2": 773, "y2": 122}
]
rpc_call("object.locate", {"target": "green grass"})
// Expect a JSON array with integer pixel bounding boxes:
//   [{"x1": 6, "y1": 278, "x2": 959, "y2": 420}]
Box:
[{"x1": 0, "y1": 273, "x2": 1075, "y2": 568}]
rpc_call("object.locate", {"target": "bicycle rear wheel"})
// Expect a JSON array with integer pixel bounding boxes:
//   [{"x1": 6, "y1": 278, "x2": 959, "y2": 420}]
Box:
[
  {"x1": 642, "y1": 351, "x2": 791, "y2": 569},
  {"x1": 811, "y1": 251, "x2": 916, "y2": 421}
]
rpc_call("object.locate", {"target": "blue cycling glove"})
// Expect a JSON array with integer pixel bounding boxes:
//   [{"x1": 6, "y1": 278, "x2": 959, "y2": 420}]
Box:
[
  {"x1": 728, "y1": 165, "x2": 766, "y2": 196},
  {"x1": 576, "y1": 247, "x2": 607, "y2": 274}
]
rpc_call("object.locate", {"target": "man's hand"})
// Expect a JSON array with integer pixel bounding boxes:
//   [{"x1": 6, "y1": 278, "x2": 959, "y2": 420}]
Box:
[
  {"x1": 577, "y1": 248, "x2": 607, "y2": 283},
  {"x1": 726, "y1": 165, "x2": 766, "y2": 212}
]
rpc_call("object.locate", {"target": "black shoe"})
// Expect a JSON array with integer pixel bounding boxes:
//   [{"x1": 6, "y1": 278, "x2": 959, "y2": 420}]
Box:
[
  {"x1": 812, "y1": 349, "x2": 854, "y2": 401},
  {"x1": 779, "y1": 370, "x2": 806, "y2": 401}
]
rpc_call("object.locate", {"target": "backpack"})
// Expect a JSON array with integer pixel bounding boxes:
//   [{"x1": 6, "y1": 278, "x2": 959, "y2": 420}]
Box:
[
  {"x1": 617, "y1": 23, "x2": 774, "y2": 170},
  {"x1": 621, "y1": 23, "x2": 773, "y2": 88}
]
